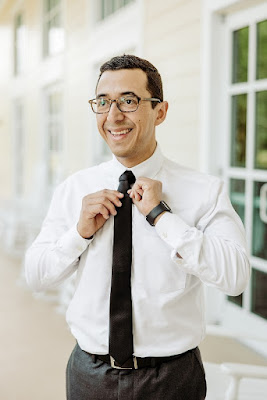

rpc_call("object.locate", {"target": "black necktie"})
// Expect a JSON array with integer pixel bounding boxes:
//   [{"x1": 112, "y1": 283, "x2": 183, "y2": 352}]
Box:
[{"x1": 109, "y1": 170, "x2": 136, "y2": 366}]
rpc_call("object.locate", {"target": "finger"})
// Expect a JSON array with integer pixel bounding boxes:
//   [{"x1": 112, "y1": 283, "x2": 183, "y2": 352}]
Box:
[
  {"x1": 84, "y1": 197, "x2": 118, "y2": 217},
  {"x1": 131, "y1": 182, "x2": 143, "y2": 191},
  {"x1": 98, "y1": 197, "x2": 119, "y2": 216},
  {"x1": 87, "y1": 192, "x2": 124, "y2": 209},
  {"x1": 96, "y1": 203, "x2": 113, "y2": 219},
  {"x1": 129, "y1": 186, "x2": 143, "y2": 200},
  {"x1": 83, "y1": 203, "x2": 111, "y2": 220},
  {"x1": 136, "y1": 188, "x2": 144, "y2": 197},
  {"x1": 133, "y1": 177, "x2": 151, "y2": 189},
  {"x1": 88, "y1": 190, "x2": 124, "y2": 205},
  {"x1": 134, "y1": 193, "x2": 142, "y2": 201},
  {"x1": 131, "y1": 196, "x2": 139, "y2": 206}
]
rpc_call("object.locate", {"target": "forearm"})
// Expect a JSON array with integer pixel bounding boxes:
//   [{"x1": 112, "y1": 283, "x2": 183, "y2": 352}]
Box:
[{"x1": 155, "y1": 212, "x2": 250, "y2": 296}]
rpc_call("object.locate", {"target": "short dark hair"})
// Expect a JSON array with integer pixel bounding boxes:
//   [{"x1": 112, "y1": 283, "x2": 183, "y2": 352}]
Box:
[{"x1": 97, "y1": 54, "x2": 163, "y2": 109}]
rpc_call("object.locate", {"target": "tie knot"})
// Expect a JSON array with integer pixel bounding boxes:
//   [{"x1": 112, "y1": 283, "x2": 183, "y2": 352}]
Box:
[
  {"x1": 119, "y1": 170, "x2": 136, "y2": 185},
  {"x1": 118, "y1": 171, "x2": 136, "y2": 194}
]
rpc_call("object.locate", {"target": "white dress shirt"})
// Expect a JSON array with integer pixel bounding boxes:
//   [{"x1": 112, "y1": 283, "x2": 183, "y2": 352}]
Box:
[{"x1": 25, "y1": 145, "x2": 250, "y2": 357}]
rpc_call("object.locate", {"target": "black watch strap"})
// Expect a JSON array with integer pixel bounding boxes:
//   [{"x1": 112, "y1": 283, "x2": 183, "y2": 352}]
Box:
[{"x1": 146, "y1": 201, "x2": 172, "y2": 226}]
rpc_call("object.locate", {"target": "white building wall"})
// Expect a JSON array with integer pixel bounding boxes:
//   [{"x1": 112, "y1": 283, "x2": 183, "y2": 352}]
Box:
[
  {"x1": 0, "y1": 8, "x2": 13, "y2": 202},
  {"x1": 144, "y1": 0, "x2": 202, "y2": 170}
]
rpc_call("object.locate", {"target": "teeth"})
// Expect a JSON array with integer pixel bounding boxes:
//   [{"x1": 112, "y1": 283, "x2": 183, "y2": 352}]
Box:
[{"x1": 110, "y1": 129, "x2": 131, "y2": 136}]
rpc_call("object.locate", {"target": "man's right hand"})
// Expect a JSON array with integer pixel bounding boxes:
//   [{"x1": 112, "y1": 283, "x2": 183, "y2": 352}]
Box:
[{"x1": 77, "y1": 189, "x2": 124, "y2": 239}]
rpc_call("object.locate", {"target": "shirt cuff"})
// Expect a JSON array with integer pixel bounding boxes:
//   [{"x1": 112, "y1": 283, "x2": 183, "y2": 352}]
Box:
[
  {"x1": 155, "y1": 212, "x2": 191, "y2": 250},
  {"x1": 55, "y1": 225, "x2": 93, "y2": 259}
]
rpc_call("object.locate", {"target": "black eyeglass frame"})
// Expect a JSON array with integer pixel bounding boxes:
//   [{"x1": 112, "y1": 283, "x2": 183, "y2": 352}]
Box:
[{"x1": 88, "y1": 95, "x2": 161, "y2": 114}]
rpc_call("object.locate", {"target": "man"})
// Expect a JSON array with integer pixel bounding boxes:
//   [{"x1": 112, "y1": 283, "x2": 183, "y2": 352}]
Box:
[{"x1": 25, "y1": 55, "x2": 250, "y2": 400}]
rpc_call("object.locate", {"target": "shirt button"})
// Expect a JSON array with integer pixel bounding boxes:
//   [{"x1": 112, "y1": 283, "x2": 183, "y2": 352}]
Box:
[{"x1": 162, "y1": 232, "x2": 167, "y2": 239}]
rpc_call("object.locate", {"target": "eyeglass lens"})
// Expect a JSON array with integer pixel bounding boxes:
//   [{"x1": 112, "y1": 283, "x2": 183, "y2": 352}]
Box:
[{"x1": 93, "y1": 95, "x2": 139, "y2": 113}]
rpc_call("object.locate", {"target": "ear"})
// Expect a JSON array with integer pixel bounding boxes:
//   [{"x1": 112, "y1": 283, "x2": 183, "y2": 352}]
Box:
[{"x1": 155, "y1": 101, "x2": 168, "y2": 126}]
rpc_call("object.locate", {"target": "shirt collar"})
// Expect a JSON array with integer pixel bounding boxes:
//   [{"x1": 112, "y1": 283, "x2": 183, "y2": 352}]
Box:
[{"x1": 107, "y1": 144, "x2": 164, "y2": 181}]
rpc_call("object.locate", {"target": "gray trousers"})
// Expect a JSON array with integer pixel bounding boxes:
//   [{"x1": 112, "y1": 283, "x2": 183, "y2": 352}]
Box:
[{"x1": 66, "y1": 343, "x2": 206, "y2": 400}]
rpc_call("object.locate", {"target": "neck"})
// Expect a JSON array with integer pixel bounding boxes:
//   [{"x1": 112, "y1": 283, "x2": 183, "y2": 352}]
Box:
[{"x1": 115, "y1": 144, "x2": 157, "y2": 168}]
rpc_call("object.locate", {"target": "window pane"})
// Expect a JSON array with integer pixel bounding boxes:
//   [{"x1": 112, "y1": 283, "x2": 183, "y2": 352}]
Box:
[
  {"x1": 228, "y1": 174, "x2": 245, "y2": 309},
  {"x1": 49, "y1": 122, "x2": 61, "y2": 151},
  {"x1": 252, "y1": 181, "x2": 267, "y2": 260},
  {"x1": 45, "y1": 0, "x2": 51, "y2": 12},
  {"x1": 232, "y1": 27, "x2": 249, "y2": 83},
  {"x1": 102, "y1": 0, "x2": 114, "y2": 18},
  {"x1": 44, "y1": 0, "x2": 63, "y2": 57},
  {"x1": 47, "y1": 90, "x2": 63, "y2": 186},
  {"x1": 251, "y1": 268, "x2": 267, "y2": 320},
  {"x1": 101, "y1": 0, "x2": 134, "y2": 19},
  {"x1": 14, "y1": 101, "x2": 24, "y2": 197},
  {"x1": 47, "y1": 14, "x2": 64, "y2": 55},
  {"x1": 255, "y1": 91, "x2": 267, "y2": 170},
  {"x1": 228, "y1": 294, "x2": 243, "y2": 307},
  {"x1": 231, "y1": 94, "x2": 247, "y2": 167},
  {"x1": 256, "y1": 20, "x2": 267, "y2": 80},
  {"x1": 49, "y1": 91, "x2": 61, "y2": 114},
  {"x1": 14, "y1": 14, "x2": 26, "y2": 75},
  {"x1": 46, "y1": 0, "x2": 60, "y2": 12},
  {"x1": 230, "y1": 179, "x2": 245, "y2": 223}
]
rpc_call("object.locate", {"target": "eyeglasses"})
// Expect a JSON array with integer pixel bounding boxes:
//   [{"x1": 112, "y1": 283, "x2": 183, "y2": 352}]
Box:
[{"x1": 88, "y1": 94, "x2": 161, "y2": 114}]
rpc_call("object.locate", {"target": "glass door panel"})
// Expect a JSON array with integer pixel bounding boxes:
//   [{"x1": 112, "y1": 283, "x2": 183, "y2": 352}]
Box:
[
  {"x1": 252, "y1": 268, "x2": 267, "y2": 319},
  {"x1": 230, "y1": 178, "x2": 246, "y2": 223},
  {"x1": 255, "y1": 91, "x2": 267, "y2": 170},
  {"x1": 252, "y1": 181, "x2": 267, "y2": 260},
  {"x1": 232, "y1": 26, "x2": 249, "y2": 83},
  {"x1": 256, "y1": 20, "x2": 267, "y2": 80},
  {"x1": 231, "y1": 94, "x2": 247, "y2": 167},
  {"x1": 228, "y1": 178, "x2": 245, "y2": 307}
]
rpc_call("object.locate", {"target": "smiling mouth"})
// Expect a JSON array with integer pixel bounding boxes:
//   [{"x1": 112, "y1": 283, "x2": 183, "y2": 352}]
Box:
[{"x1": 108, "y1": 128, "x2": 132, "y2": 137}]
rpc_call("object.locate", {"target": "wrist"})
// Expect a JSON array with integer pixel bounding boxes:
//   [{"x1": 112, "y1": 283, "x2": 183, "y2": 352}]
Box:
[
  {"x1": 146, "y1": 201, "x2": 172, "y2": 226},
  {"x1": 77, "y1": 223, "x2": 94, "y2": 240}
]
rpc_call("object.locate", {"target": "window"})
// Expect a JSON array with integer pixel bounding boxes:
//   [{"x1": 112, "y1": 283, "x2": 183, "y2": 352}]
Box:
[
  {"x1": 100, "y1": 0, "x2": 134, "y2": 20},
  {"x1": 44, "y1": 86, "x2": 64, "y2": 187},
  {"x1": 13, "y1": 100, "x2": 25, "y2": 197},
  {"x1": 225, "y1": 7, "x2": 267, "y2": 323},
  {"x1": 14, "y1": 13, "x2": 26, "y2": 75},
  {"x1": 43, "y1": 0, "x2": 64, "y2": 57}
]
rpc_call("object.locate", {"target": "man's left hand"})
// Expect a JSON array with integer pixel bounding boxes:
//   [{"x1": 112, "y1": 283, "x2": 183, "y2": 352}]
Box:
[{"x1": 128, "y1": 177, "x2": 162, "y2": 216}]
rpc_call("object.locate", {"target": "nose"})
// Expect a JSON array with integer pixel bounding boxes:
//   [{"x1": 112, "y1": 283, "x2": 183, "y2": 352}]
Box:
[{"x1": 107, "y1": 101, "x2": 125, "y2": 122}]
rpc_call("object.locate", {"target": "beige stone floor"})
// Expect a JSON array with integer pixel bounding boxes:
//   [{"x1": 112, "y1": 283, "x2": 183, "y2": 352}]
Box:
[
  {"x1": 0, "y1": 251, "x2": 75, "y2": 400},
  {"x1": 0, "y1": 250, "x2": 267, "y2": 400}
]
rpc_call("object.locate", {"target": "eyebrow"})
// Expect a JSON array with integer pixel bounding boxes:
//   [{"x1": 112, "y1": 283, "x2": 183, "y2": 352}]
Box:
[{"x1": 96, "y1": 91, "x2": 137, "y2": 99}]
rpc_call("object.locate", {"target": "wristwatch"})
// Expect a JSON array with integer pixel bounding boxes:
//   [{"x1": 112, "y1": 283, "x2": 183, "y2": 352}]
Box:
[{"x1": 146, "y1": 201, "x2": 172, "y2": 226}]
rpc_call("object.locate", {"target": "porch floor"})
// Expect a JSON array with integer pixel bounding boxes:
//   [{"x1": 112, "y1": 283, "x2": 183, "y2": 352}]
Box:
[{"x1": 0, "y1": 250, "x2": 266, "y2": 400}]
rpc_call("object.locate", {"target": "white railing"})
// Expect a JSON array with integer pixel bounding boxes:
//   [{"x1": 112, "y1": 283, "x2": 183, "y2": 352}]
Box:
[{"x1": 205, "y1": 325, "x2": 267, "y2": 400}]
